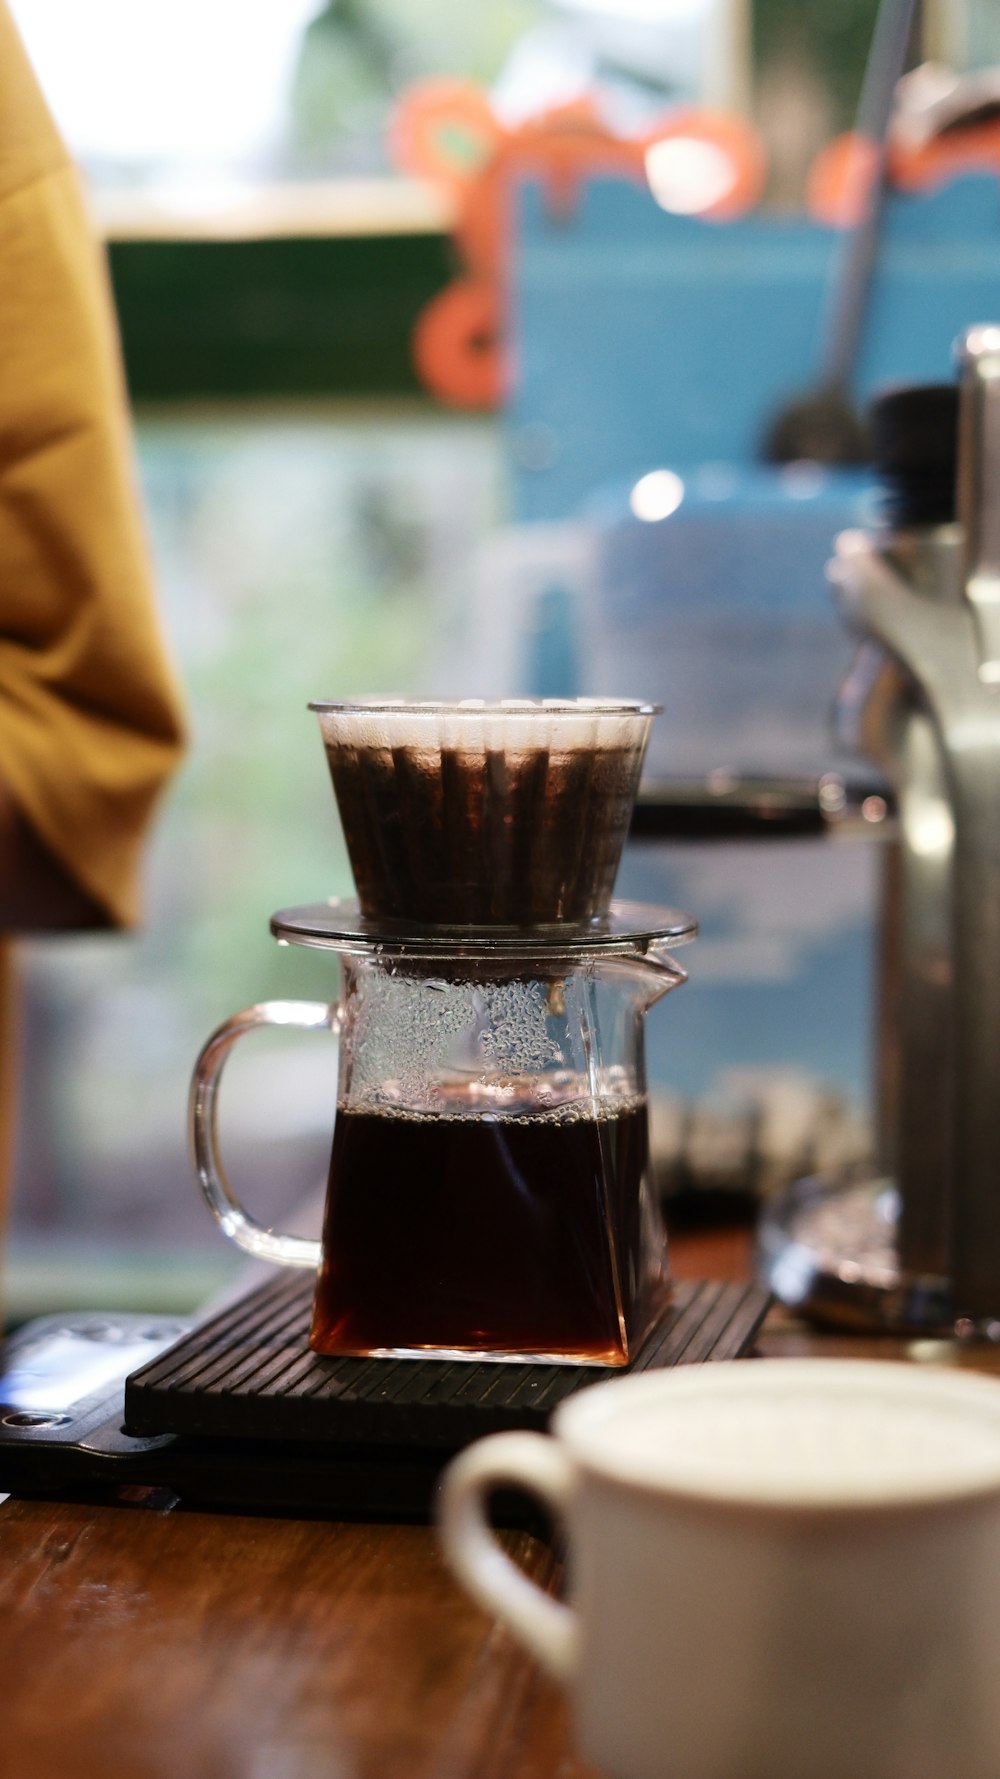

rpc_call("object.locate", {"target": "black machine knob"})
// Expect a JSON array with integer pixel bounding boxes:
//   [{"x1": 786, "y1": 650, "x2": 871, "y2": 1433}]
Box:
[{"x1": 868, "y1": 381, "x2": 960, "y2": 528}]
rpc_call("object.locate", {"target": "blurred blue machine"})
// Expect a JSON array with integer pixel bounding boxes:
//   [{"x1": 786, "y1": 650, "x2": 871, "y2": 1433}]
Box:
[
  {"x1": 480, "y1": 171, "x2": 1000, "y2": 1193},
  {"x1": 508, "y1": 171, "x2": 1000, "y2": 516}
]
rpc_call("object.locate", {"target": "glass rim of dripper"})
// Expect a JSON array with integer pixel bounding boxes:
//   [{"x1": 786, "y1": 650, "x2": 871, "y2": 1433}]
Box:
[
  {"x1": 307, "y1": 696, "x2": 662, "y2": 717},
  {"x1": 269, "y1": 897, "x2": 696, "y2": 958}
]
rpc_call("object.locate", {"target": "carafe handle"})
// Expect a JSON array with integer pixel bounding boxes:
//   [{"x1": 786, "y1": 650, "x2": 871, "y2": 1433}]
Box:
[{"x1": 189, "y1": 999, "x2": 340, "y2": 1267}]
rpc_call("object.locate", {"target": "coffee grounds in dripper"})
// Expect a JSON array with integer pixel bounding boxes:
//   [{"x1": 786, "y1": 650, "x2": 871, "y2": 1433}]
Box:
[{"x1": 314, "y1": 701, "x2": 655, "y2": 927}]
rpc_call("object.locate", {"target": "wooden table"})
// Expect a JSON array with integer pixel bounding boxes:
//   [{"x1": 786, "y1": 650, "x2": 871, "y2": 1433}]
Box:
[{"x1": 3, "y1": 1227, "x2": 999, "y2": 1779}]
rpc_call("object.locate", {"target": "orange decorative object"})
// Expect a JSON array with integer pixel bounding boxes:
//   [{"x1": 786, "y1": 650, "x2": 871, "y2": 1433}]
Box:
[
  {"x1": 643, "y1": 107, "x2": 768, "y2": 222},
  {"x1": 891, "y1": 119, "x2": 1000, "y2": 196},
  {"x1": 389, "y1": 80, "x2": 505, "y2": 197},
  {"x1": 807, "y1": 131, "x2": 882, "y2": 228},
  {"x1": 391, "y1": 80, "x2": 766, "y2": 409},
  {"x1": 412, "y1": 279, "x2": 504, "y2": 410},
  {"x1": 808, "y1": 117, "x2": 1000, "y2": 226}
]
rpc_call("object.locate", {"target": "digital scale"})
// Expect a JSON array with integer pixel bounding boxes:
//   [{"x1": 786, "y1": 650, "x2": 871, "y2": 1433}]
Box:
[{"x1": 0, "y1": 1273, "x2": 770, "y2": 1520}]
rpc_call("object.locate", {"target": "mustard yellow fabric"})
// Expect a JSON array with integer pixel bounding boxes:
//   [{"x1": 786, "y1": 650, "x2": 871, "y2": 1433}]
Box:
[{"x1": 0, "y1": 5, "x2": 186, "y2": 1206}]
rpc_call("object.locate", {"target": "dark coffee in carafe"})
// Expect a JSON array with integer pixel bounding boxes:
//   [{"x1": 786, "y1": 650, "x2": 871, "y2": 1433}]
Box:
[{"x1": 310, "y1": 1093, "x2": 667, "y2": 1364}]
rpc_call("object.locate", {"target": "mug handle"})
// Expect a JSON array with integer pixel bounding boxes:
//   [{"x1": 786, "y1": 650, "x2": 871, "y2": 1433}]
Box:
[
  {"x1": 438, "y1": 1431, "x2": 579, "y2": 1683},
  {"x1": 189, "y1": 999, "x2": 340, "y2": 1267}
]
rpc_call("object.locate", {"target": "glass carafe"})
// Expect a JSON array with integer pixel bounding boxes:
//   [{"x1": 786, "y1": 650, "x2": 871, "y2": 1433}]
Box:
[{"x1": 191, "y1": 901, "x2": 695, "y2": 1366}]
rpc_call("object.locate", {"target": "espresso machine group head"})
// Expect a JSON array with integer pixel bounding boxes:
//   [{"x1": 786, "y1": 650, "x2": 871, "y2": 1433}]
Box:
[{"x1": 760, "y1": 324, "x2": 1000, "y2": 1336}]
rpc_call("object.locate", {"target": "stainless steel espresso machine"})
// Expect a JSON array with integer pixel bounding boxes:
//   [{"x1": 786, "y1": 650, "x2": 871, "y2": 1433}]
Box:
[{"x1": 759, "y1": 324, "x2": 1000, "y2": 1334}]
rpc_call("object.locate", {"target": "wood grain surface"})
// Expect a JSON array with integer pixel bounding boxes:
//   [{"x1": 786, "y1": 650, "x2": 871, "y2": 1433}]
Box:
[
  {"x1": 3, "y1": 1228, "x2": 999, "y2": 1779},
  {"x1": 0, "y1": 1498, "x2": 595, "y2": 1779}
]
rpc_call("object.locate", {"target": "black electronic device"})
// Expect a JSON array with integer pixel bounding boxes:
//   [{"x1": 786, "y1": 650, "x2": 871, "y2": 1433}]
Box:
[{"x1": 0, "y1": 1276, "x2": 771, "y2": 1520}]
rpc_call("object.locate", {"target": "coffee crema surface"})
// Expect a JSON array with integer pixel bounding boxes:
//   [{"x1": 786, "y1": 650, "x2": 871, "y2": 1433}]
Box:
[{"x1": 311, "y1": 700, "x2": 656, "y2": 927}]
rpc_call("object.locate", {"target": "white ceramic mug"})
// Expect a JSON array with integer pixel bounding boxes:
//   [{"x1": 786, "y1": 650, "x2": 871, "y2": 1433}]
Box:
[{"x1": 438, "y1": 1358, "x2": 1000, "y2": 1779}]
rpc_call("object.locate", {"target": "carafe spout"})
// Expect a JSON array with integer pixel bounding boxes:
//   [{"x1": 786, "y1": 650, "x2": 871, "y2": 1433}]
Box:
[{"x1": 617, "y1": 943, "x2": 690, "y2": 1013}]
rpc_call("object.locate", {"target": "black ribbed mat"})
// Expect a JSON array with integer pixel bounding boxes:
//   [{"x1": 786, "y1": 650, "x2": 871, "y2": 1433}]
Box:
[{"x1": 125, "y1": 1273, "x2": 771, "y2": 1449}]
